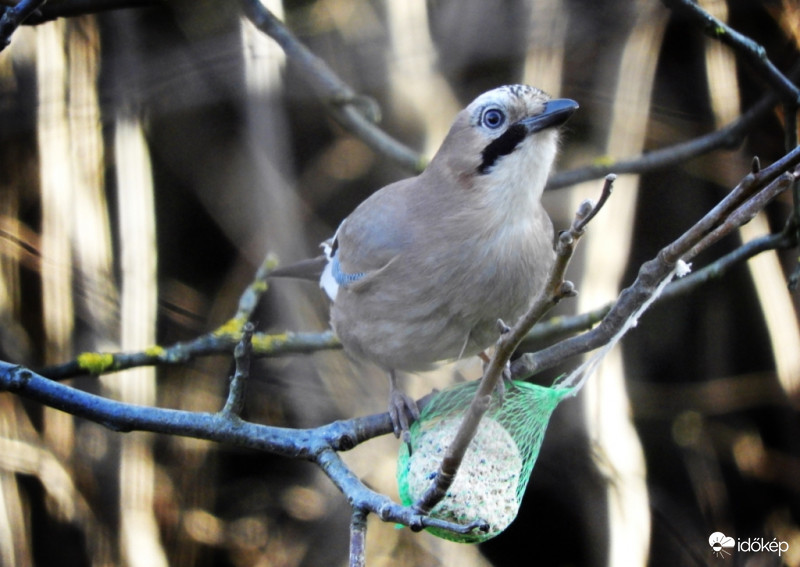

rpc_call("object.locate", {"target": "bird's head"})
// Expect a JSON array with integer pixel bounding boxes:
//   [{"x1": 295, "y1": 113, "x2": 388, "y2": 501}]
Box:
[{"x1": 430, "y1": 85, "x2": 578, "y2": 203}]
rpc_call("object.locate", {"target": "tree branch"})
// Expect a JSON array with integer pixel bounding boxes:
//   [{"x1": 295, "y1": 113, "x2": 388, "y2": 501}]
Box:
[
  {"x1": 664, "y1": 229, "x2": 795, "y2": 299},
  {"x1": 547, "y1": 87, "x2": 780, "y2": 189},
  {"x1": 7, "y1": 0, "x2": 792, "y2": 195},
  {"x1": 0, "y1": 359, "x2": 485, "y2": 537},
  {"x1": 513, "y1": 151, "x2": 800, "y2": 380},
  {"x1": 219, "y1": 322, "x2": 255, "y2": 418},
  {"x1": 0, "y1": 0, "x2": 47, "y2": 50},
  {"x1": 661, "y1": 0, "x2": 800, "y2": 104},
  {"x1": 10, "y1": 0, "x2": 159, "y2": 23},
  {"x1": 38, "y1": 253, "x2": 341, "y2": 382},
  {"x1": 348, "y1": 509, "x2": 367, "y2": 567},
  {"x1": 238, "y1": 0, "x2": 425, "y2": 173},
  {"x1": 661, "y1": 0, "x2": 800, "y2": 290},
  {"x1": 39, "y1": 329, "x2": 341, "y2": 381}
]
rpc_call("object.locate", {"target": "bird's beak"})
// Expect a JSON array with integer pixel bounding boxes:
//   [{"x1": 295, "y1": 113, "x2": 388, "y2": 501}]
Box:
[{"x1": 519, "y1": 98, "x2": 579, "y2": 134}]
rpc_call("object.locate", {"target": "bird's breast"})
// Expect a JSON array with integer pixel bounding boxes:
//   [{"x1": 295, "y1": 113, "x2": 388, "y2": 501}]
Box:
[{"x1": 329, "y1": 214, "x2": 553, "y2": 372}]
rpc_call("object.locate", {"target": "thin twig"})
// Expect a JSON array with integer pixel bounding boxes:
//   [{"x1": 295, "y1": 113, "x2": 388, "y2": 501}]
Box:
[
  {"x1": 664, "y1": 147, "x2": 800, "y2": 263},
  {"x1": 238, "y1": 0, "x2": 425, "y2": 173},
  {"x1": 575, "y1": 174, "x2": 616, "y2": 232},
  {"x1": 521, "y1": 228, "x2": 797, "y2": 351},
  {"x1": 664, "y1": 230, "x2": 795, "y2": 299},
  {"x1": 38, "y1": 329, "x2": 340, "y2": 381},
  {"x1": 661, "y1": 0, "x2": 800, "y2": 104},
  {"x1": 37, "y1": 252, "x2": 339, "y2": 382},
  {"x1": 234, "y1": 254, "x2": 279, "y2": 321},
  {"x1": 547, "y1": 89, "x2": 779, "y2": 190},
  {"x1": 219, "y1": 322, "x2": 255, "y2": 418},
  {"x1": 348, "y1": 509, "x2": 367, "y2": 567},
  {"x1": 0, "y1": 0, "x2": 47, "y2": 50},
  {"x1": 686, "y1": 171, "x2": 797, "y2": 260}
]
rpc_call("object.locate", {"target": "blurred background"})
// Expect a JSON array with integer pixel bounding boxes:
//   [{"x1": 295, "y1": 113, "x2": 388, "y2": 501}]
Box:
[{"x1": 0, "y1": 0, "x2": 799, "y2": 565}]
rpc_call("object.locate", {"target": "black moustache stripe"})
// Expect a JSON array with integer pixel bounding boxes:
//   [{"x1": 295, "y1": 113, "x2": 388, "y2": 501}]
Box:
[{"x1": 478, "y1": 123, "x2": 527, "y2": 174}]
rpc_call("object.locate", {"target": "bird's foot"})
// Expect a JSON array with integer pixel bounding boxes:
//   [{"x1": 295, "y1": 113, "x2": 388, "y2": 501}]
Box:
[
  {"x1": 479, "y1": 351, "x2": 514, "y2": 403},
  {"x1": 491, "y1": 360, "x2": 516, "y2": 403},
  {"x1": 389, "y1": 388, "x2": 420, "y2": 443}
]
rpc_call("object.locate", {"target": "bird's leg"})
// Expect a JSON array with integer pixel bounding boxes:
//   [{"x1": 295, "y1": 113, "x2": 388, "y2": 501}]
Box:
[
  {"x1": 388, "y1": 369, "x2": 420, "y2": 442},
  {"x1": 478, "y1": 350, "x2": 514, "y2": 402},
  {"x1": 496, "y1": 319, "x2": 516, "y2": 395}
]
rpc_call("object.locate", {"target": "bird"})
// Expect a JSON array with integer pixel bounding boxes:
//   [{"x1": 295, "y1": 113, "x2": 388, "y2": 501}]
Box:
[{"x1": 273, "y1": 85, "x2": 578, "y2": 438}]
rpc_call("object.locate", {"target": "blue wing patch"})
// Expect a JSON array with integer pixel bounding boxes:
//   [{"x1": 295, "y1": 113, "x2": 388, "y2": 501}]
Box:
[
  {"x1": 320, "y1": 238, "x2": 367, "y2": 300},
  {"x1": 331, "y1": 255, "x2": 366, "y2": 285}
]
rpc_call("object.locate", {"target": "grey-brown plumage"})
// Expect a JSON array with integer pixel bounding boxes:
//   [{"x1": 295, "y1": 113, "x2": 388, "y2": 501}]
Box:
[{"x1": 276, "y1": 85, "x2": 577, "y2": 436}]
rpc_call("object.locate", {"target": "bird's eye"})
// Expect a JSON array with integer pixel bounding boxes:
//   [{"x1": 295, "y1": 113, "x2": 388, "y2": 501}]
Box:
[{"x1": 481, "y1": 108, "x2": 506, "y2": 129}]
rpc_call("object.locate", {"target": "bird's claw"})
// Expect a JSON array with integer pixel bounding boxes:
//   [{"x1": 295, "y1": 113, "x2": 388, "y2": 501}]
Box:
[
  {"x1": 480, "y1": 355, "x2": 514, "y2": 402},
  {"x1": 389, "y1": 389, "x2": 420, "y2": 442},
  {"x1": 495, "y1": 360, "x2": 516, "y2": 402}
]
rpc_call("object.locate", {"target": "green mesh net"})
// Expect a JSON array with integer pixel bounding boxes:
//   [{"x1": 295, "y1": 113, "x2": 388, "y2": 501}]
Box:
[{"x1": 396, "y1": 380, "x2": 573, "y2": 543}]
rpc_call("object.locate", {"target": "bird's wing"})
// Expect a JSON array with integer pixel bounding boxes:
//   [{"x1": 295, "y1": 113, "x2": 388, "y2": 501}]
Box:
[{"x1": 322, "y1": 179, "x2": 416, "y2": 298}]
